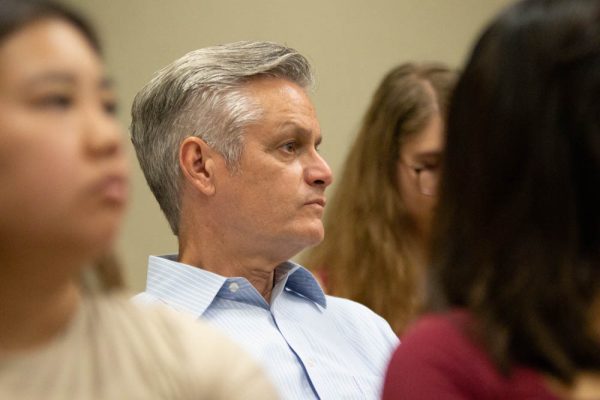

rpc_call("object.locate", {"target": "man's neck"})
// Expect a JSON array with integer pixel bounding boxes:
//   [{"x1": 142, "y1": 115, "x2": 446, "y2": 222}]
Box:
[
  {"x1": 178, "y1": 241, "x2": 288, "y2": 303},
  {"x1": 176, "y1": 207, "x2": 305, "y2": 303}
]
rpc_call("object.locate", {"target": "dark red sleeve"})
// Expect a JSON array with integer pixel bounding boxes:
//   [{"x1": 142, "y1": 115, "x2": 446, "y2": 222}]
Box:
[
  {"x1": 381, "y1": 312, "x2": 499, "y2": 400},
  {"x1": 382, "y1": 312, "x2": 559, "y2": 400}
]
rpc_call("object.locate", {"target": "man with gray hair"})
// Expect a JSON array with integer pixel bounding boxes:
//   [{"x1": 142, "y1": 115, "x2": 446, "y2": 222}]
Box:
[{"x1": 131, "y1": 41, "x2": 398, "y2": 399}]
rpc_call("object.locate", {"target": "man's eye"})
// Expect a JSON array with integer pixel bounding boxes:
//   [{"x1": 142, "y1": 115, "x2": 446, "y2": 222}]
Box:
[{"x1": 281, "y1": 142, "x2": 297, "y2": 154}]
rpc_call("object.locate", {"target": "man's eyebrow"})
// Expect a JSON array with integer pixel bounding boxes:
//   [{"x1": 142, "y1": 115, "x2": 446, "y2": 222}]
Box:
[{"x1": 278, "y1": 122, "x2": 320, "y2": 142}]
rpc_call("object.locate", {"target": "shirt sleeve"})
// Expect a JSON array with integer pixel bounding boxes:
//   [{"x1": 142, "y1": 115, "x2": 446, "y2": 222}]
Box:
[{"x1": 381, "y1": 313, "x2": 486, "y2": 400}]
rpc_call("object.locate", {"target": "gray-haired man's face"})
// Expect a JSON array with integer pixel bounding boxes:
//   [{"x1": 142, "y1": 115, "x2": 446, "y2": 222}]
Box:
[{"x1": 210, "y1": 77, "x2": 333, "y2": 259}]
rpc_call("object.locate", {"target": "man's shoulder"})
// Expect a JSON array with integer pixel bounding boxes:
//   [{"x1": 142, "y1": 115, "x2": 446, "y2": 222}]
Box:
[
  {"x1": 131, "y1": 291, "x2": 200, "y2": 320},
  {"x1": 324, "y1": 293, "x2": 380, "y2": 315},
  {"x1": 324, "y1": 292, "x2": 386, "y2": 313},
  {"x1": 323, "y1": 294, "x2": 398, "y2": 340}
]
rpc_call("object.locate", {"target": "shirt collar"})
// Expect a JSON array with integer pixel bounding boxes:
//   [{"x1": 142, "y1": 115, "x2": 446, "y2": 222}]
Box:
[
  {"x1": 277, "y1": 260, "x2": 327, "y2": 308},
  {"x1": 145, "y1": 255, "x2": 327, "y2": 317}
]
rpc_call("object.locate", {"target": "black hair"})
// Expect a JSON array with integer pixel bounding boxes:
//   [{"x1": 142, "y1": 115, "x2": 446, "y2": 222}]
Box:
[
  {"x1": 431, "y1": 0, "x2": 600, "y2": 383},
  {"x1": 0, "y1": 0, "x2": 122, "y2": 290},
  {"x1": 0, "y1": 0, "x2": 100, "y2": 52}
]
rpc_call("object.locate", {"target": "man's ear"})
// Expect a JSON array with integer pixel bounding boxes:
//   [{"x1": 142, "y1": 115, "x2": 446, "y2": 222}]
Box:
[{"x1": 179, "y1": 136, "x2": 216, "y2": 196}]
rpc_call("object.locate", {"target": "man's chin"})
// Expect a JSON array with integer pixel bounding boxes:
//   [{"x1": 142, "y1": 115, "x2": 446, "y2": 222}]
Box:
[
  {"x1": 301, "y1": 229, "x2": 325, "y2": 248},
  {"x1": 281, "y1": 232, "x2": 322, "y2": 255}
]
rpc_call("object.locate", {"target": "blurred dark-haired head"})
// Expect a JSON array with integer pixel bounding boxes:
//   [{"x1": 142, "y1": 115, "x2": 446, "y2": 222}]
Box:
[
  {"x1": 431, "y1": 0, "x2": 600, "y2": 382},
  {"x1": 0, "y1": 0, "x2": 100, "y2": 52},
  {"x1": 0, "y1": 0, "x2": 124, "y2": 290}
]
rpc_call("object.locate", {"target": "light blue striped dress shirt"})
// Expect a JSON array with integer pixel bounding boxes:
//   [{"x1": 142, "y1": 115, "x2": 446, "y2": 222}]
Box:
[{"x1": 134, "y1": 255, "x2": 399, "y2": 400}]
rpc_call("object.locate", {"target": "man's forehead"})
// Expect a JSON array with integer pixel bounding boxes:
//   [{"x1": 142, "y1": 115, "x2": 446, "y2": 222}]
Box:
[
  {"x1": 242, "y1": 77, "x2": 312, "y2": 107},
  {"x1": 242, "y1": 78, "x2": 320, "y2": 135}
]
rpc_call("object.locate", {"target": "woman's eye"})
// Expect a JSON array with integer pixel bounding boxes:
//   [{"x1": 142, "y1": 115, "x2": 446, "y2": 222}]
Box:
[
  {"x1": 416, "y1": 159, "x2": 440, "y2": 171},
  {"x1": 411, "y1": 163, "x2": 438, "y2": 174},
  {"x1": 420, "y1": 164, "x2": 437, "y2": 172},
  {"x1": 426, "y1": 162, "x2": 440, "y2": 171},
  {"x1": 36, "y1": 94, "x2": 72, "y2": 109}
]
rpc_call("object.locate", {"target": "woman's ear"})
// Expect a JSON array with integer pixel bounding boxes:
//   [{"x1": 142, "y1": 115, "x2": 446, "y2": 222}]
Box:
[{"x1": 179, "y1": 136, "x2": 216, "y2": 196}]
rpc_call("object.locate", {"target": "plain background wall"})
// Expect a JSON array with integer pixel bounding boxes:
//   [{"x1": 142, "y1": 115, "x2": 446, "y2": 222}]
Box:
[{"x1": 64, "y1": 0, "x2": 514, "y2": 291}]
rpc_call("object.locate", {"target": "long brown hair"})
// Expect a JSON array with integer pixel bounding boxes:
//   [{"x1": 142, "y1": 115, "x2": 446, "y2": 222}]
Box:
[{"x1": 302, "y1": 63, "x2": 456, "y2": 333}]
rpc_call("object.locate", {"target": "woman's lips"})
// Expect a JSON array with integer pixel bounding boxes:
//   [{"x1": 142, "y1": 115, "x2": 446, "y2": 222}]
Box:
[{"x1": 95, "y1": 173, "x2": 129, "y2": 205}]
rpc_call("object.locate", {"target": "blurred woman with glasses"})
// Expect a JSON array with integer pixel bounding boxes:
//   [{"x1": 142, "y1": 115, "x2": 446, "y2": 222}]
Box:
[{"x1": 302, "y1": 63, "x2": 457, "y2": 333}]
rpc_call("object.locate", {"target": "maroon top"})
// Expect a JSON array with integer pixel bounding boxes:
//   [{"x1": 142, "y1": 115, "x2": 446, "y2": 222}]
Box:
[{"x1": 382, "y1": 311, "x2": 559, "y2": 399}]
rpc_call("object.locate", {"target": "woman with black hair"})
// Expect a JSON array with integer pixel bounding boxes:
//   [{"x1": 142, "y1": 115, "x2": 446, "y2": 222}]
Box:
[
  {"x1": 383, "y1": 0, "x2": 600, "y2": 398},
  {"x1": 0, "y1": 1, "x2": 275, "y2": 398}
]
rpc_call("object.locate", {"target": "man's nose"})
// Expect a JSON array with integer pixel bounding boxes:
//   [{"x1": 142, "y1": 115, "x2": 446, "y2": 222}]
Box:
[{"x1": 305, "y1": 151, "x2": 333, "y2": 188}]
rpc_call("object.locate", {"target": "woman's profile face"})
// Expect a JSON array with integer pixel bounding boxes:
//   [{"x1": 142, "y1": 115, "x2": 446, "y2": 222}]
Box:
[
  {"x1": 396, "y1": 111, "x2": 444, "y2": 240},
  {"x1": 0, "y1": 18, "x2": 128, "y2": 259}
]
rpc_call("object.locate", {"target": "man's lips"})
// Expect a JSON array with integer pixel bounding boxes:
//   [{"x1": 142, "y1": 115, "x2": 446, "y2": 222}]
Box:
[{"x1": 305, "y1": 198, "x2": 326, "y2": 207}]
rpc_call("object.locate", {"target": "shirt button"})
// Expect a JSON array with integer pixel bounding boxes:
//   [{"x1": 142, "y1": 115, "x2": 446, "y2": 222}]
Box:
[
  {"x1": 306, "y1": 359, "x2": 315, "y2": 368},
  {"x1": 228, "y1": 282, "x2": 240, "y2": 293}
]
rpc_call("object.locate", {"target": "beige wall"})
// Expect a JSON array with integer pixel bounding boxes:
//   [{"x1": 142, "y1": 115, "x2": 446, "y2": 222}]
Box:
[{"x1": 64, "y1": 0, "x2": 513, "y2": 291}]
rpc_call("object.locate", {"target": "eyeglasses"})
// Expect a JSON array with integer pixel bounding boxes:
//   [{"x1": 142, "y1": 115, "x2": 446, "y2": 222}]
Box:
[{"x1": 401, "y1": 163, "x2": 440, "y2": 197}]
